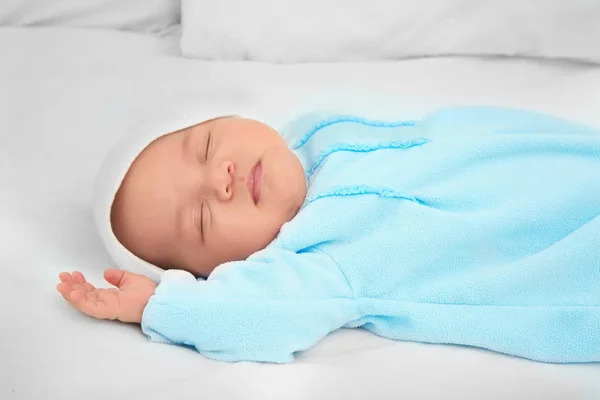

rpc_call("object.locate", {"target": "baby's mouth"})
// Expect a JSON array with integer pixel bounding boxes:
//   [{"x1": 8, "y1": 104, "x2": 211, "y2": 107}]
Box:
[{"x1": 247, "y1": 161, "x2": 262, "y2": 205}]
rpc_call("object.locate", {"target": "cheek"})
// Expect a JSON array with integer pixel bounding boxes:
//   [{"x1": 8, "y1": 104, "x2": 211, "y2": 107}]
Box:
[
  {"x1": 269, "y1": 154, "x2": 305, "y2": 208},
  {"x1": 232, "y1": 132, "x2": 270, "y2": 151},
  {"x1": 224, "y1": 209, "x2": 280, "y2": 248}
]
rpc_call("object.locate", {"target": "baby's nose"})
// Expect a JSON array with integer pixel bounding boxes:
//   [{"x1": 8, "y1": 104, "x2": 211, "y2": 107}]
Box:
[{"x1": 212, "y1": 161, "x2": 234, "y2": 202}]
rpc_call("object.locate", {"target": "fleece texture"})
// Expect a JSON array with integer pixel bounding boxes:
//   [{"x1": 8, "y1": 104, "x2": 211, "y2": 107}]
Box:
[{"x1": 138, "y1": 106, "x2": 600, "y2": 363}]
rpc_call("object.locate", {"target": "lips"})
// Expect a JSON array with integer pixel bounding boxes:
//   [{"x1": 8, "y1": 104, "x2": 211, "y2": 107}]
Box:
[{"x1": 247, "y1": 161, "x2": 262, "y2": 204}]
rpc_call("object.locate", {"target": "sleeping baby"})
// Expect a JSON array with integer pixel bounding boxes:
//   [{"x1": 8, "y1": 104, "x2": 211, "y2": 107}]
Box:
[{"x1": 56, "y1": 106, "x2": 600, "y2": 363}]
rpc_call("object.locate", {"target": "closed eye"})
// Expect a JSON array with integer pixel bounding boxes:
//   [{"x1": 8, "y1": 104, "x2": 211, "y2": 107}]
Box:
[
  {"x1": 199, "y1": 200, "x2": 212, "y2": 244},
  {"x1": 193, "y1": 203, "x2": 205, "y2": 244},
  {"x1": 200, "y1": 202, "x2": 205, "y2": 242},
  {"x1": 205, "y1": 130, "x2": 212, "y2": 162}
]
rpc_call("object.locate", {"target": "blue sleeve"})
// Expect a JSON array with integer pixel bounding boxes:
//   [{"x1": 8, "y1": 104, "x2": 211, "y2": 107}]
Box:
[{"x1": 140, "y1": 247, "x2": 358, "y2": 363}]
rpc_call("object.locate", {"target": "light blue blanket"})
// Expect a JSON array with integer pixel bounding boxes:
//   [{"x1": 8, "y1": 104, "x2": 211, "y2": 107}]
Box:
[{"x1": 141, "y1": 106, "x2": 600, "y2": 363}]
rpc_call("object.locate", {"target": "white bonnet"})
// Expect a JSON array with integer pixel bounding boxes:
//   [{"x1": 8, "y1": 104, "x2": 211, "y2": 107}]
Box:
[{"x1": 93, "y1": 107, "x2": 259, "y2": 282}]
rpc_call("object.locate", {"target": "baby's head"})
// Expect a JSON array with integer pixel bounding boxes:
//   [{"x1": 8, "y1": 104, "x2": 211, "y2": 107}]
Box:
[{"x1": 95, "y1": 114, "x2": 306, "y2": 280}]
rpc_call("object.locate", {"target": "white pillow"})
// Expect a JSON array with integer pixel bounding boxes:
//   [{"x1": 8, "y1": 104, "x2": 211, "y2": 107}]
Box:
[
  {"x1": 0, "y1": 0, "x2": 180, "y2": 35},
  {"x1": 181, "y1": 0, "x2": 600, "y2": 63}
]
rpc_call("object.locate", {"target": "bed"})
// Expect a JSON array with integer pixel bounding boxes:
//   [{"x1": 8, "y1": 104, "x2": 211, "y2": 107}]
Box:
[{"x1": 1, "y1": 5, "x2": 600, "y2": 400}]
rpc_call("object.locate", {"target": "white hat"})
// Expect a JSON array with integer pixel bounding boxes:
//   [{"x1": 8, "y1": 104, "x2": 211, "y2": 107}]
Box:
[{"x1": 93, "y1": 107, "x2": 252, "y2": 282}]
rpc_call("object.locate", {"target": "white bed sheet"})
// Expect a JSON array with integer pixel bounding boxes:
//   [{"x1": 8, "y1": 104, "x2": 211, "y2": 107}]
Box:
[{"x1": 1, "y1": 27, "x2": 599, "y2": 400}]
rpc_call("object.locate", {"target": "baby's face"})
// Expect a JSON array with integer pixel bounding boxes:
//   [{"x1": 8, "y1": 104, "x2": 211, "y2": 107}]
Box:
[{"x1": 111, "y1": 117, "x2": 306, "y2": 277}]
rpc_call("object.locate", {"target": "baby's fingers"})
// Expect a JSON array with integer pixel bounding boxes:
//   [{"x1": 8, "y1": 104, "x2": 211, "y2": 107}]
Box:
[
  {"x1": 56, "y1": 282, "x2": 86, "y2": 311},
  {"x1": 74, "y1": 273, "x2": 95, "y2": 292},
  {"x1": 59, "y1": 271, "x2": 95, "y2": 292},
  {"x1": 56, "y1": 281, "x2": 77, "y2": 298},
  {"x1": 72, "y1": 271, "x2": 86, "y2": 284},
  {"x1": 58, "y1": 272, "x2": 74, "y2": 284}
]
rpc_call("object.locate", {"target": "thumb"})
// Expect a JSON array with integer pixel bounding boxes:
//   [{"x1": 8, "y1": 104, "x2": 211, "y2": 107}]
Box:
[{"x1": 104, "y1": 268, "x2": 127, "y2": 288}]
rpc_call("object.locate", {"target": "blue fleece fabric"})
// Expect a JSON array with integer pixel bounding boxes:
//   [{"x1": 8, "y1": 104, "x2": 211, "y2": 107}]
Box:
[{"x1": 141, "y1": 106, "x2": 600, "y2": 363}]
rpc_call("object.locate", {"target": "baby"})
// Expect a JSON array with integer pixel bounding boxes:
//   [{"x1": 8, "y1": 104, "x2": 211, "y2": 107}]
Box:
[{"x1": 56, "y1": 106, "x2": 600, "y2": 363}]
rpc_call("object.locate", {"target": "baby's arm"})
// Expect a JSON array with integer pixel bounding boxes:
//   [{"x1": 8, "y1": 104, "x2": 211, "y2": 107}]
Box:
[
  {"x1": 141, "y1": 248, "x2": 357, "y2": 363},
  {"x1": 57, "y1": 247, "x2": 357, "y2": 363}
]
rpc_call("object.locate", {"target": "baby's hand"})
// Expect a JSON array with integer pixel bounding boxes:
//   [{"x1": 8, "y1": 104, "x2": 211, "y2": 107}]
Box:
[{"x1": 56, "y1": 269, "x2": 157, "y2": 324}]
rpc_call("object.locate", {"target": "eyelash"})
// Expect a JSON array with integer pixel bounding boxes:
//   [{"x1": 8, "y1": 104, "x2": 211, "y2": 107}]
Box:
[
  {"x1": 197, "y1": 130, "x2": 212, "y2": 242},
  {"x1": 199, "y1": 201, "x2": 205, "y2": 242},
  {"x1": 204, "y1": 131, "x2": 212, "y2": 162}
]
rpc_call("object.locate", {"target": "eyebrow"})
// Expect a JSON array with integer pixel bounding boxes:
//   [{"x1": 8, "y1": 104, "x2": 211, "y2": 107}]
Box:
[
  {"x1": 175, "y1": 198, "x2": 186, "y2": 242},
  {"x1": 175, "y1": 133, "x2": 192, "y2": 243}
]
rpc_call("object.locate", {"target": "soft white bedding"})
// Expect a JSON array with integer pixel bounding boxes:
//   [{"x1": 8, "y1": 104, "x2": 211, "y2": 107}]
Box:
[
  {"x1": 1, "y1": 27, "x2": 599, "y2": 400},
  {"x1": 0, "y1": 0, "x2": 180, "y2": 36},
  {"x1": 182, "y1": 0, "x2": 600, "y2": 63}
]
